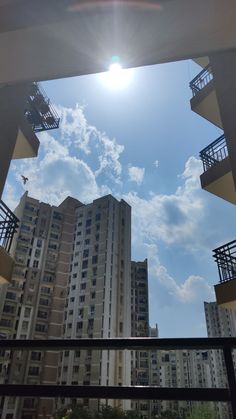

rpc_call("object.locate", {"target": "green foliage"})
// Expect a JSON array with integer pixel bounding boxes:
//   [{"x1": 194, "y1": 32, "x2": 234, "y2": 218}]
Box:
[
  {"x1": 157, "y1": 410, "x2": 183, "y2": 419},
  {"x1": 55, "y1": 404, "x2": 140, "y2": 419},
  {"x1": 186, "y1": 404, "x2": 219, "y2": 419}
]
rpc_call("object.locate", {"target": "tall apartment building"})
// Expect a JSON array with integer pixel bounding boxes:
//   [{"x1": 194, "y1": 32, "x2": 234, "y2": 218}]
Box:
[
  {"x1": 158, "y1": 349, "x2": 213, "y2": 416},
  {"x1": 59, "y1": 194, "x2": 131, "y2": 412},
  {"x1": 130, "y1": 260, "x2": 149, "y2": 418},
  {"x1": 0, "y1": 191, "x2": 80, "y2": 419},
  {"x1": 204, "y1": 301, "x2": 236, "y2": 418},
  {"x1": 130, "y1": 262, "x2": 160, "y2": 419},
  {"x1": 0, "y1": 192, "x2": 132, "y2": 418}
]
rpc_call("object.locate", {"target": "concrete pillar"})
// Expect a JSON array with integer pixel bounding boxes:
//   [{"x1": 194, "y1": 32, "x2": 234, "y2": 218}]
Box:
[
  {"x1": 0, "y1": 84, "x2": 29, "y2": 200},
  {"x1": 209, "y1": 50, "x2": 236, "y2": 193}
]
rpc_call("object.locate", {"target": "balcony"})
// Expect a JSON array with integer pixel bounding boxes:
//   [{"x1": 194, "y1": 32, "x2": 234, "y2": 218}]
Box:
[
  {"x1": 190, "y1": 65, "x2": 222, "y2": 128},
  {"x1": 199, "y1": 134, "x2": 236, "y2": 204},
  {"x1": 214, "y1": 240, "x2": 236, "y2": 309},
  {"x1": 24, "y1": 83, "x2": 60, "y2": 133},
  {"x1": 0, "y1": 200, "x2": 19, "y2": 283},
  {"x1": 0, "y1": 338, "x2": 236, "y2": 418},
  {"x1": 12, "y1": 83, "x2": 60, "y2": 160}
]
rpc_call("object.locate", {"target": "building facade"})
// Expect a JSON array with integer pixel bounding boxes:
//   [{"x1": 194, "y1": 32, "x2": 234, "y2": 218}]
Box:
[
  {"x1": 0, "y1": 192, "x2": 132, "y2": 418},
  {"x1": 59, "y1": 194, "x2": 131, "y2": 412}
]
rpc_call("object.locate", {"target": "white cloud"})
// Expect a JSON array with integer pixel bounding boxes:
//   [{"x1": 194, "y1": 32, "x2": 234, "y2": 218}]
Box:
[
  {"x1": 58, "y1": 105, "x2": 124, "y2": 182},
  {"x1": 154, "y1": 160, "x2": 159, "y2": 168},
  {"x1": 128, "y1": 166, "x2": 145, "y2": 185},
  {"x1": 124, "y1": 156, "x2": 203, "y2": 247},
  {"x1": 146, "y1": 243, "x2": 214, "y2": 303},
  {"x1": 11, "y1": 132, "x2": 100, "y2": 206}
]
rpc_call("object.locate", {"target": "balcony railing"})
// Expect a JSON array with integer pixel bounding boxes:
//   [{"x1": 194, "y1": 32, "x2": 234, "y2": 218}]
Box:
[
  {"x1": 0, "y1": 338, "x2": 236, "y2": 418},
  {"x1": 190, "y1": 64, "x2": 213, "y2": 96},
  {"x1": 25, "y1": 83, "x2": 60, "y2": 132},
  {"x1": 213, "y1": 240, "x2": 236, "y2": 283},
  {"x1": 0, "y1": 200, "x2": 19, "y2": 253},
  {"x1": 200, "y1": 134, "x2": 228, "y2": 172}
]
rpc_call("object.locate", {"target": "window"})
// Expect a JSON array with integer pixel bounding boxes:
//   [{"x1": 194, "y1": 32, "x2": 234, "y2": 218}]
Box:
[
  {"x1": 83, "y1": 249, "x2": 89, "y2": 258},
  {"x1": 31, "y1": 352, "x2": 41, "y2": 361},
  {"x1": 37, "y1": 310, "x2": 48, "y2": 319},
  {"x1": 73, "y1": 273, "x2": 77, "y2": 279},
  {"x1": 85, "y1": 239, "x2": 90, "y2": 245},
  {"x1": 78, "y1": 308, "x2": 84, "y2": 318},
  {"x1": 82, "y1": 271, "x2": 87, "y2": 278},
  {"x1": 91, "y1": 292, "x2": 96, "y2": 299},
  {"x1": 35, "y1": 323, "x2": 47, "y2": 333},
  {"x1": 35, "y1": 248, "x2": 41, "y2": 258},
  {"x1": 77, "y1": 321, "x2": 83, "y2": 330},
  {"x1": 33, "y1": 260, "x2": 39, "y2": 268},
  {"x1": 81, "y1": 283, "x2": 86, "y2": 290},
  {"x1": 92, "y1": 279, "x2": 96, "y2": 286},
  {"x1": 82, "y1": 260, "x2": 88, "y2": 269},
  {"x1": 78, "y1": 222, "x2": 82, "y2": 227},
  {"x1": 76, "y1": 241, "x2": 81, "y2": 246},
  {"x1": 95, "y1": 234, "x2": 99, "y2": 241},
  {"x1": 86, "y1": 228, "x2": 91, "y2": 235},
  {"x1": 25, "y1": 307, "x2": 31, "y2": 317},
  {"x1": 86, "y1": 219, "x2": 92, "y2": 227},
  {"x1": 95, "y1": 213, "x2": 101, "y2": 221},
  {"x1": 39, "y1": 298, "x2": 49, "y2": 306},
  {"x1": 79, "y1": 295, "x2": 85, "y2": 303},
  {"x1": 92, "y1": 255, "x2": 98, "y2": 264},
  {"x1": 28, "y1": 366, "x2": 39, "y2": 376},
  {"x1": 77, "y1": 231, "x2": 81, "y2": 236},
  {"x1": 73, "y1": 365, "x2": 79, "y2": 372}
]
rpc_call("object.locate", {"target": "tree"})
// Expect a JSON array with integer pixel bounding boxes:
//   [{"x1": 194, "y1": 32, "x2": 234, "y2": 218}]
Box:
[
  {"x1": 55, "y1": 404, "x2": 140, "y2": 419},
  {"x1": 186, "y1": 404, "x2": 219, "y2": 419}
]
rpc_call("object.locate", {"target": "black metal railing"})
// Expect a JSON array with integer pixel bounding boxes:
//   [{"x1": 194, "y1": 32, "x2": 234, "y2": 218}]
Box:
[
  {"x1": 0, "y1": 200, "x2": 19, "y2": 253},
  {"x1": 0, "y1": 338, "x2": 236, "y2": 418},
  {"x1": 190, "y1": 64, "x2": 213, "y2": 96},
  {"x1": 25, "y1": 83, "x2": 60, "y2": 132},
  {"x1": 200, "y1": 134, "x2": 228, "y2": 172},
  {"x1": 213, "y1": 240, "x2": 236, "y2": 283}
]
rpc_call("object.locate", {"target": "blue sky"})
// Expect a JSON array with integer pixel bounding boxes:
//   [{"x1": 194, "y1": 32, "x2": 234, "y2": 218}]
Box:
[{"x1": 3, "y1": 59, "x2": 236, "y2": 337}]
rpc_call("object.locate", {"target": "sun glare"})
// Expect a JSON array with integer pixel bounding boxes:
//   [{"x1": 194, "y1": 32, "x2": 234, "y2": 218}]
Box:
[{"x1": 100, "y1": 62, "x2": 133, "y2": 90}]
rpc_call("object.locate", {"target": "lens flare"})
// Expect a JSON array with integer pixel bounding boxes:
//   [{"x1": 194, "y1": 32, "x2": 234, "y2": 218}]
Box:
[{"x1": 100, "y1": 62, "x2": 133, "y2": 90}]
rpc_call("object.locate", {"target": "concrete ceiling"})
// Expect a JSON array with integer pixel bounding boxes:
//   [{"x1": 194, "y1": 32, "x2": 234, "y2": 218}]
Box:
[{"x1": 0, "y1": 0, "x2": 236, "y2": 84}]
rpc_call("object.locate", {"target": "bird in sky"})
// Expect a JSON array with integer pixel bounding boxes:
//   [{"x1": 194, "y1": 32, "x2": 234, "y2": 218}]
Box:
[{"x1": 21, "y1": 175, "x2": 29, "y2": 185}]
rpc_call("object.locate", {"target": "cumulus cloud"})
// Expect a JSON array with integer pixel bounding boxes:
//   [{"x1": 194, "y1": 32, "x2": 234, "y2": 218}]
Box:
[
  {"x1": 58, "y1": 105, "x2": 124, "y2": 182},
  {"x1": 128, "y1": 166, "x2": 145, "y2": 185},
  {"x1": 146, "y1": 244, "x2": 214, "y2": 303},
  {"x1": 7, "y1": 104, "x2": 125, "y2": 207},
  {"x1": 11, "y1": 132, "x2": 100, "y2": 206},
  {"x1": 124, "y1": 156, "x2": 203, "y2": 247}
]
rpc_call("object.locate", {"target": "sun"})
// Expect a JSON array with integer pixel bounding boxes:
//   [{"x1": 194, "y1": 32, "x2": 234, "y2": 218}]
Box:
[{"x1": 100, "y1": 62, "x2": 133, "y2": 90}]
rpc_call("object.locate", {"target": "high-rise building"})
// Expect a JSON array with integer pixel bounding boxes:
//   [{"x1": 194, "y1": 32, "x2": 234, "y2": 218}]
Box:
[
  {"x1": 0, "y1": 192, "x2": 132, "y2": 418},
  {"x1": 204, "y1": 301, "x2": 236, "y2": 418},
  {"x1": 59, "y1": 194, "x2": 131, "y2": 411},
  {"x1": 0, "y1": 191, "x2": 79, "y2": 418},
  {"x1": 158, "y1": 348, "x2": 213, "y2": 416},
  {"x1": 130, "y1": 259, "x2": 150, "y2": 418}
]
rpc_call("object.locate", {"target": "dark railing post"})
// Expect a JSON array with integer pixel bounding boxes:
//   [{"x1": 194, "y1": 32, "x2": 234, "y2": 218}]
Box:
[{"x1": 223, "y1": 346, "x2": 236, "y2": 419}]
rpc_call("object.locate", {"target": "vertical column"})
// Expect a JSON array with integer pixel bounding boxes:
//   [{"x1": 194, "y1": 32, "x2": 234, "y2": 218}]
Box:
[
  {"x1": 0, "y1": 84, "x2": 29, "y2": 199},
  {"x1": 209, "y1": 50, "x2": 236, "y2": 192}
]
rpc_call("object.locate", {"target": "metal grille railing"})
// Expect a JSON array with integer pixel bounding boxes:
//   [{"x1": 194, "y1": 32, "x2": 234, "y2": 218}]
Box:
[
  {"x1": 25, "y1": 83, "x2": 60, "y2": 132},
  {"x1": 0, "y1": 338, "x2": 236, "y2": 418},
  {"x1": 200, "y1": 134, "x2": 228, "y2": 172},
  {"x1": 213, "y1": 240, "x2": 236, "y2": 283},
  {"x1": 0, "y1": 200, "x2": 19, "y2": 253},
  {"x1": 190, "y1": 64, "x2": 213, "y2": 96}
]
